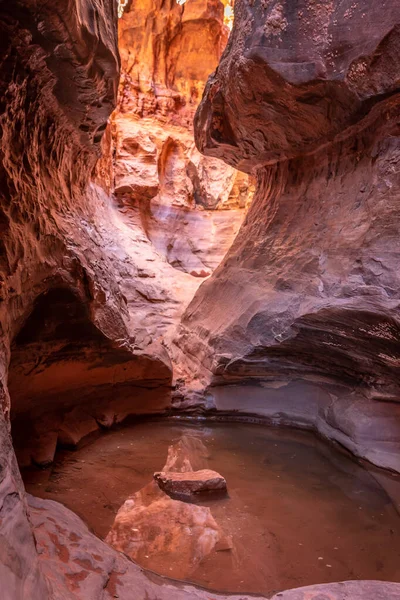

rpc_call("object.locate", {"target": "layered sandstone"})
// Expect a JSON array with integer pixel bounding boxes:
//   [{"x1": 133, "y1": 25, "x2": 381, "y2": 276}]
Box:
[
  {"x1": 113, "y1": 0, "x2": 254, "y2": 276},
  {"x1": 176, "y1": 0, "x2": 400, "y2": 473},
  {"x1": 1, "y1": 0, "x2": 400, "y2": 598},
  {"x1": 0, "y1": 1, "x2": 196, "y2": 595}
]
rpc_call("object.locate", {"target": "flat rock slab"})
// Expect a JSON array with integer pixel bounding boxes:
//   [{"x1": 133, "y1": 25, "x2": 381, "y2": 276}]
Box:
[{"x1": 154, "y1": 468, "x2": 227, "y2": 498}]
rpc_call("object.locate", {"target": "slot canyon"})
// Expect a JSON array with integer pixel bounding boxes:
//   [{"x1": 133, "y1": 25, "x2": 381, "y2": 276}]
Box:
[{"x1": 1, "y1": 0, "x2": 400, "y2": 598}]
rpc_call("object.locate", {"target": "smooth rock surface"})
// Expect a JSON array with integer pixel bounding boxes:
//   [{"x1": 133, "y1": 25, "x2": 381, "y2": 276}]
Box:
[
  {"x1": 1, "y1": 0, "x2": 400, "y2": 596},
  {"x1": 175, "y1": 0, "x2": 400, "y2": 473},
  {"x1": 106, "y1": 435, "x2": 226, "y2": 577}
]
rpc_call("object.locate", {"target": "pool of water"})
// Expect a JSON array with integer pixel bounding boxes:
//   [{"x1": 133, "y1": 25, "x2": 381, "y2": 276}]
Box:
[{"x1": 23, "y1": 420, "x2": 400, "y2": 595}]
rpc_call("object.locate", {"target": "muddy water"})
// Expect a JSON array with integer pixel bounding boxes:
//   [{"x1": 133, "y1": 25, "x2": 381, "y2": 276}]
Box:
[{"x1": 23, "y1": 420, "x2": 400, "y2": 595}]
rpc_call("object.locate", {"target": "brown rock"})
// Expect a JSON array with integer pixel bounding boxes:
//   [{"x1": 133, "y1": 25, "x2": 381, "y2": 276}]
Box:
[
  {"x1": 154, "y1": 468, "x2": 227, "y2": 498},
  {"x1": 106, "y1": 480, "x2": 222, "y2": 579},
  {"x1": 58, "y1": 407, "x2": 100, "y2": 449}
]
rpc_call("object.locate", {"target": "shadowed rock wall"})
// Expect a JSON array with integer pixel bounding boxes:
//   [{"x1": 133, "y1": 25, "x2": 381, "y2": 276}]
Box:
[
  {"x1": 0, "y1": 2, "x2": 176, "y2": 594},
  {"x1": 176, "y1": 0, "x2": 400, "y2": 472}
]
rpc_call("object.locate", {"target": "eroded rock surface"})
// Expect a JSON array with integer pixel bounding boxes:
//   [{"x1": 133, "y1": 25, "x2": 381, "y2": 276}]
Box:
[
  {"x1": 1, "y1": 0, "x2": 400, "y2": 597},
  {"x1": 113, "y1": 0, "x2": 255, "y2": 276},
  {"x1": 1, "y1": 0, "x2": 199, "y2": 471},
  {"x1": 0, "y1": 1, "x2": 198, "y2": 595},
  {"x1": 106, "y1": 480, "x2": 223, "y2": 579},
  {"x1": 175, "y1": 0, "x2": 400, "y2": 472},
  {"x1": 29, "y1": 494, "x2": 264, "y2": 600}
]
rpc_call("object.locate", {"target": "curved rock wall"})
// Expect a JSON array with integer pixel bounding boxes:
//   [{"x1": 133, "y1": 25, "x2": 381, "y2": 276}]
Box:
[
  {"x1": 0, "y1": 0, "x2": 204, "y2": 470},
  {"x1": 0, "y1": 2, "x2": 186, "y2": 593},
  {"x1": 176, "y1": 0, "x2": 400, "y2": 472},
  {"x1": 0, "y1": 1, "x2": 121, "y2": 594}
]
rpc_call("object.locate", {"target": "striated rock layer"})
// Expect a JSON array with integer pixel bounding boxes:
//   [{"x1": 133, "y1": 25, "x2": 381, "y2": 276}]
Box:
[{"x1": 175, "y1": 0, "x2": 400, "y2": 473}]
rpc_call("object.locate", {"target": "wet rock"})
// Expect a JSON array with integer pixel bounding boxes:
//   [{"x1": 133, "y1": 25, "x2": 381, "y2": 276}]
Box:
[
  {"x1": 106, "y1": 436, "x2": 227, "y2": 576},
  {"x1": 105, "y1": 480, "x2": 222, "y2": 579},
  {"x1": 30, "y1": 431, "x2": 59, "y2": 468},
  {"x1": 29, "y1": 495, "x2": 400, "y2": 600},
  {"x1": 154, "y1": 468, "x2": 227, "y2": 498}
]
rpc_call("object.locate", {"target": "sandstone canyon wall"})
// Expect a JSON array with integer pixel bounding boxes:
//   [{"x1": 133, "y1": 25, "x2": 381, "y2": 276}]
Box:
[
  {"x1": 176, "y1": 0, "x2": 400, "y2": 473},
  {"x1": 0, "y1": 1, "x2": 189, "y2": 595},
  {"x1": 1, "y1": 0, "x2": 400, "y2": 598},
  {"x1": 1, "y1": 0, "x2": 212, "y2": 472},
  {"x1": 0, "y1": 0, "x2": 256, "y2": 596},
  {"x1": 113, "y1": 0, "x2": 254, "y2": 277}
]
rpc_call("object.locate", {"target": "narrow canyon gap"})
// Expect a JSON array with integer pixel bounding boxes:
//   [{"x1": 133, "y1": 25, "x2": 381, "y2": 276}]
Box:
[{"x1": 0, "y1": 0, "x2": 400, "y2": 599}]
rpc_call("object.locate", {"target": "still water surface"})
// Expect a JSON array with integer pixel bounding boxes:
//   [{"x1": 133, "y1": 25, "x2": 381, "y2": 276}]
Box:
[{"x1": 23, "y1": 420, "x2": 400, "y2": 595}]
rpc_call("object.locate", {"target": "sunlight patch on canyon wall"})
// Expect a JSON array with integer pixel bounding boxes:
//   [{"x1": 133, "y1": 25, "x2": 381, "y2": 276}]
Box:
[{"x1": 112, "y1": 0, "x2": 251, "y2": 277}]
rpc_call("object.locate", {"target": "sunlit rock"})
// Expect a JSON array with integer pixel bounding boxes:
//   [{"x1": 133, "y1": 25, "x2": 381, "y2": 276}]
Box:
[{"x1": 114, "y1": 0, "x2": 255, "y2": 276}]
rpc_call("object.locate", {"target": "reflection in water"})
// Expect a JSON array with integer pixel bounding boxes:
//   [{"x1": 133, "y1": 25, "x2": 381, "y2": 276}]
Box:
[{"x1": 23, "y1": 421, "x2": 400, "y2": 595}]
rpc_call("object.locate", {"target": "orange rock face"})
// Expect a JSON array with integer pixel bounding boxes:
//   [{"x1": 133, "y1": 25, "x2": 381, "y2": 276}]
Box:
[
  {"x1": 118, "y1": 0, "x2": 228, "y2": 125},
  {"x1": 113, "y1": 0, "x2": 254, "y2": 276}
]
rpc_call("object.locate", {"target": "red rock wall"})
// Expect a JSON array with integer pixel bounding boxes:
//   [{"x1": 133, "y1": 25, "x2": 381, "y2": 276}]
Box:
[
  {"x1": 0, "y1": 1, "x2": 114, "y2": 593},
  {"x1": 1, "y1": 0, "x2": 204, "y2": 472},
  {"x1": 176, "y1": 0, "x2": 400, "y2": 472},
  {"x1": 0, "y1": 2, "x2": 192, "y2": 591},
  {"x1": 113, "y1": 0, "x2": 255, "y2": 277}
]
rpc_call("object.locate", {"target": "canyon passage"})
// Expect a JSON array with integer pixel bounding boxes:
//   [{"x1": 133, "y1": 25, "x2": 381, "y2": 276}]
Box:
[{"x1": 1, "y1": 1, "x2": 400, "y2": 599}]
